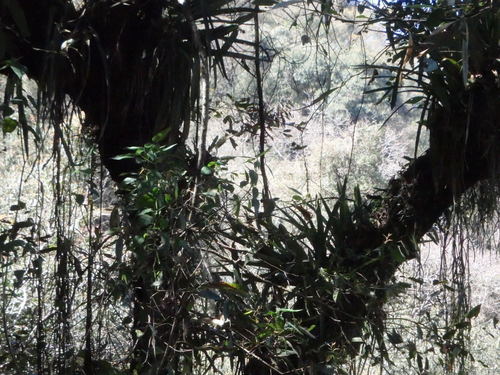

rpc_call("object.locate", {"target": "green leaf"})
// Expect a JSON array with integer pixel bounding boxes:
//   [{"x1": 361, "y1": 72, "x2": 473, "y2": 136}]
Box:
[
  {"x1": 201, "y1": 166, "x2": 212, "y2": 175},
  {"x1": 443, "y1": 329, "x2": 456, "y2": 340},
  {"x1": 137, "y1": 212, "x2": 153, "y2": 227},
  {"x1": 0, "y1": 104, "x2": 14, "y2": 116},
  {"x1": 407, "y1": 96, "x2": 425, "y2": 104},
  {"x1": 9, "y1": 62, "x2": 26, "y2": 79},
  {"x1": 276, "y1": 308, "x2": 302, "y2": 314},
  {"x1": 152, "y1": 128, "x2": 170, "y2": 143},
  {"x1": 466, "y1": 304, "x2": 481, "y2": 319},
  {"x1": 408, "y1": 277, "x2": 424, "y2": 285},
  {"x1": 389, "y1": 245, "x2": 406, "y2": 263},
  {"x1": 135, "y1": 329, "x2": 144, "y2": 338},
  {"x1": 388, "y1": 329, "x2": 404, "y2": 345},
  {"x1": 13, "y1": 219, "x2": 34, "y2": 229},
  {"x1": 111, "y1": 154, "x2": 134, "y2": 160},
  {"x1": 2, "y1": 117, "x2": 18, "y2": 133},
  {"x1": 9, "y1": 201, "x2": 26, "y2": 211},
  {"x1": 249, "y1": 169, "x2": 258, "y2": 185},
  {"x1": 74, "y1": 194, "x2": 85, "y2": 205}
]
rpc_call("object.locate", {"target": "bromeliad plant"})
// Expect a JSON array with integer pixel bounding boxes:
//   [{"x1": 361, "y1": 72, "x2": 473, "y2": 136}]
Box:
[
  {"x1": 201, "y1": 183, "x2": 484, "y2": 374},
  {"x1": 196, "y1": 180, "x2": 418, "y2": 374},
  {"x1": 96, "y1": 139, "x2": 490, "y2": 374}
]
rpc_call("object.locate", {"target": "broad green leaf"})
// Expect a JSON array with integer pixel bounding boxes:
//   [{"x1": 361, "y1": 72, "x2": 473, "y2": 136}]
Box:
[
  {"x1": 7, "y1": 60, "x2": 27, "y2": 79},
  {"x1": 443, "y1": 329, "x2": 456, "y2": 340},
  {"x1": 152, "y1": 128, "x2": 170, "y2": 143},
  {"x1": 388, "y1": 329, "x2": 403, "y2": 345},
  {"x1": 74, "y1": 194, "x2": 85, "y2": 205},
  {"x1": 466, "y1": 304, "x2": 481, "y2": 319},
  {"x1": 13, "y1": 219, "x2": 34, "y2": 229},
  {"x1": 0, "y1": 105, "x2": 14, "y2": 117},
  {"x1": 201, "y1": 166, "x2": 212, "y2": 175},
  {"x1": 2, "y1": 117, "x2": 18, "y2": 133},
  {"x1": 249, "y1": 169, "x2": 258, "y2": 185},
  {"x1": 9, "y1": 201, "x2": 26, "y2": 211}
]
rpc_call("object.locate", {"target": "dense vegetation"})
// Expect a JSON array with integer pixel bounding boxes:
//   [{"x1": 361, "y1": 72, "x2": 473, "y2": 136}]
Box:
[{"x1": 0, "y1": 1, "x2": 498, "y2": 374}]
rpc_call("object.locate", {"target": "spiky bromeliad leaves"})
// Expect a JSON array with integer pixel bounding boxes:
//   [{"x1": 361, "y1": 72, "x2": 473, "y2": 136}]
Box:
[{"x1": 224, "y1": 1, "x2": 499, "y2": 373}]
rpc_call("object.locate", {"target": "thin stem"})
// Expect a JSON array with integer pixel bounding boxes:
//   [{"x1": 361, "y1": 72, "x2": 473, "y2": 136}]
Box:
[{"x1": 254, "y1": 6, "x2": 270, "y2": 201}]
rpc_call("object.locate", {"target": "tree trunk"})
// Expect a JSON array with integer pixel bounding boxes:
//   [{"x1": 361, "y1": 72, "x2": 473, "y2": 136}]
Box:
[
  {"x1": 2, "y1": 1, "x2": 194, "y2": 373},
  {"x1": 244, "y1": 30, "x2": 499, "y2": 373}
]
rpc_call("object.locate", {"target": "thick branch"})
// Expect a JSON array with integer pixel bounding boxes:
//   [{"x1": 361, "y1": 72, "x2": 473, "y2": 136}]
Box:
[{"x1": 1, "y1": 0, "x2": 192, "y2": 180}]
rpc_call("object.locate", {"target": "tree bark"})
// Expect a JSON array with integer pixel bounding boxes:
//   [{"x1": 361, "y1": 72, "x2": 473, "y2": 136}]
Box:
[
  {"x1": 1, "y1": 0, "x2": 192, "y2": 180},
  {"x1": 243, "y1": 14, "x2": 499, "y2": 372},
  {"x1": 2, "y1": 2, "x2": 195, "y2": 373}
]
